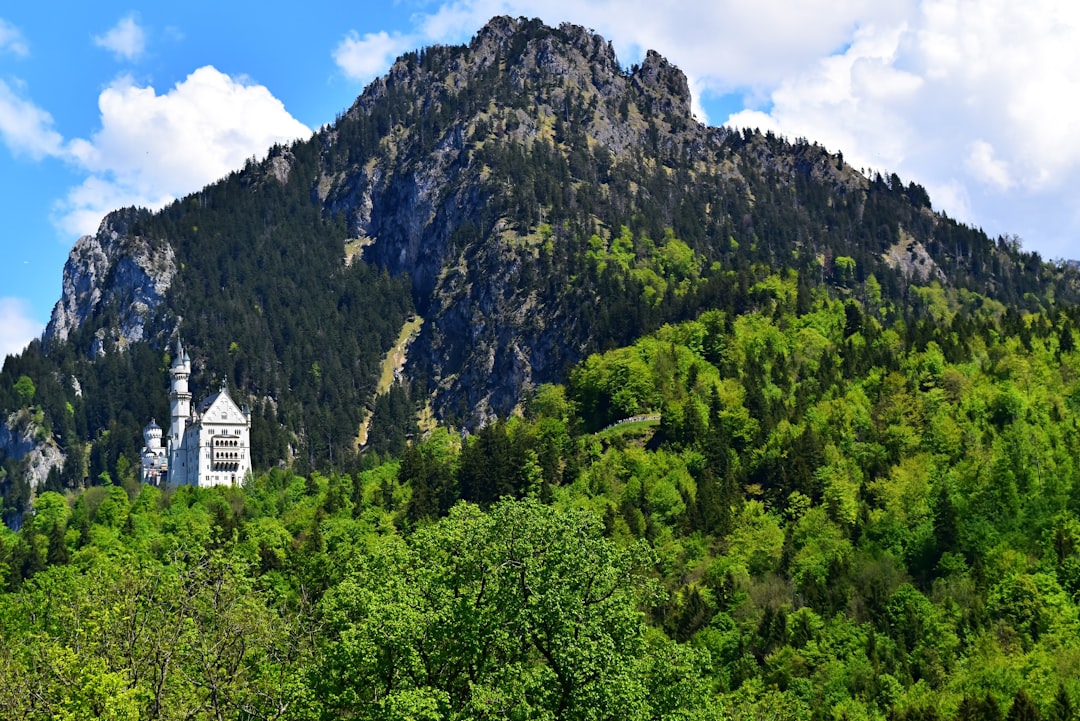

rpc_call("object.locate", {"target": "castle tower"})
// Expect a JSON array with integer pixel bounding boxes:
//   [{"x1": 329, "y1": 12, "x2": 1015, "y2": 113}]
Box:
[
  {"x1": 140, "y1": 418, "x2": 167, "y2": 484},
  {"x1": 143, "y1": 418, "x2": 163, "y2": 451},
  {"x1": 142, "y1": 336, "x2": 253, "y2": 487},
  {"x1": 169, "y1": 337, "x2": 192, "y2": 479}
]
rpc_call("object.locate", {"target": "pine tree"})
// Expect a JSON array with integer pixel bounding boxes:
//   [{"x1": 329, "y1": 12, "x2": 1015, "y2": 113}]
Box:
[
  {"x1": 1049, "y1": 685, "x2": 1075, "y2": 721},
  {"x1": 1008, "y1": 689, "x2": 1041, "y2": 721},
  {"x1": 46, "y1": 522, "x2": 69, "y2": 565}
]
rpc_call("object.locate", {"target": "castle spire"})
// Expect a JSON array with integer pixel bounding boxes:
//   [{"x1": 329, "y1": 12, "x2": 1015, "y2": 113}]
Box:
[
  {"x1": 169, "y1": 335, "x2": 193, "y2": 475},
  {"x1": 173, "y1": 335, "x2": 190, "y2": 368}
]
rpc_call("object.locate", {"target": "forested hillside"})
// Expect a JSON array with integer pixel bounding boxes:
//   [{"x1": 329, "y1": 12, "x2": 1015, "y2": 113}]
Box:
[{"x1": 3, "y1": 272, "x2": 1080, "y2": 719}]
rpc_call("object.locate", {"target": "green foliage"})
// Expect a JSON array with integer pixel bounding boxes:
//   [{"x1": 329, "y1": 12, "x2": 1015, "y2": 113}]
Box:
[
  {"x1": 6, "y1": 273, "x2": 1080, "y2": 715},
  {"x1": 313, "y1": 500, "x2": 692, "y2": 719},
  {"x1": 13, "y1": 375, "x2": 34, "y2": 406}
]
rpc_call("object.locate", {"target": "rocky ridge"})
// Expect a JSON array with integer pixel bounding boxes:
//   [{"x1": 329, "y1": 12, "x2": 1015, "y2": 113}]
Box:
[{"x1": 45, "y1": 210, "x2": 175, "y2": 354}]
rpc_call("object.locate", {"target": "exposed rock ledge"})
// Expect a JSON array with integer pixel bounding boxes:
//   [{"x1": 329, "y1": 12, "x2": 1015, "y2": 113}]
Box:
[
  {"x1": 45, "y1": 212, "x2": 176, "y2": 353},
  {"x1": 0, "y1": 409, "x2": 64, "y2": 491},
  {"x1": 883, "y1": 231, "x2": 947, "y2": 285}
]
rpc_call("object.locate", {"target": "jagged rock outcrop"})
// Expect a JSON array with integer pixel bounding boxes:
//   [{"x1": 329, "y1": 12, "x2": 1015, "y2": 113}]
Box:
[
  {"x1": 45, "y1": 210, "x2": 176, "y2": 354},
  {"x1": 0, "y1": 410, "x2": 64, "y2": 490},
  {"x1": 884, "y1": 230, "x2": 948, "y2": 284}
]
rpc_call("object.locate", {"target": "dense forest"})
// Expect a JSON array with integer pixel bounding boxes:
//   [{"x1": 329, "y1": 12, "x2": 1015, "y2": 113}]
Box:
[{"x1": 4, "y1": 271, "x2": 1080, "y2": 719}]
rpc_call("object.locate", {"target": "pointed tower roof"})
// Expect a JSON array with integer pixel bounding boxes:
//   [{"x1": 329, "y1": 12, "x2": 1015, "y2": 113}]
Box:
[{"x1": 172, "y1": 336, "x2": 190, "y2": 367}]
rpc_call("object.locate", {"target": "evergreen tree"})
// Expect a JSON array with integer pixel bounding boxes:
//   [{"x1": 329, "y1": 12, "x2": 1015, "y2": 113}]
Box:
[
  {"x1": 1049, "y1": 685, "x2": 1075, "y2": 721},
  {"x1": 1008, "y1": 690, "x2": 1042, "y2": 721}
]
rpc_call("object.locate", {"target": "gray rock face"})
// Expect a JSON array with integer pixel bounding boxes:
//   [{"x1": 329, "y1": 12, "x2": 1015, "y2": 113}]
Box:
[
  {"x1": 0, "y1": 410, "x2": 64, "y2": 490},
  {"x1": 45, "y1": 213, "x2": 176, "y2": 354},
  {"x1": 317, "y1": 17, "x2": 709, "y2": 423}
]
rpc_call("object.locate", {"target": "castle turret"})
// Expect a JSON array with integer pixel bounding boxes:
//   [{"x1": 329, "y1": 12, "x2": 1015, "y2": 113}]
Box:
[
  {"x1": 169, "y1": 337, "x2": 192, "y2": 473},
  {"x1": 143, "y1": 418, "x2": 163, "y2": 451},
  {"x1": 140, "y1": 418, "x2": 167, "y2": 484}
]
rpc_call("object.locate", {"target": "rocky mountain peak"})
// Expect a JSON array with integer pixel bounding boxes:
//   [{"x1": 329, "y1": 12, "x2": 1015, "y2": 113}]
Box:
[
  {"x1": 632, "y1": 49, "x2": 692, "y2": 121},
  {"x1": 44, "y1": 209, "x2": 175, "y2": 353}
]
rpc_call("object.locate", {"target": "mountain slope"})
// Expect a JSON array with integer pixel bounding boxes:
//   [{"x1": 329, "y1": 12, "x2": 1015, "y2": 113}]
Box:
[{"x1": 1, "y1": 16, "x2": 1077, "y2": 512}]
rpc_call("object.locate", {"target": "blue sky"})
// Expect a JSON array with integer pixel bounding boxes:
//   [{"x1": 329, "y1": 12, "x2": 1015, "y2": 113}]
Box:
[{"x1": 2, "y1": 1, "x2": 1079, "y2": 360}]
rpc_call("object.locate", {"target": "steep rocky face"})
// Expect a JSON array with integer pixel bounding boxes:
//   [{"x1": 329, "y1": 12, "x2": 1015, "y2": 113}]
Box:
[
  {"x1": 0, "y1": 410, "x2": 64, "y2": 491},
  {"x1": 45, "y1": 210, "x2": 176, "y2": 354},
  {"x1": 326, "y1": 18, "x2": 702, "y2": 281},
  {"x1": 315, "y1": 17, "x2": 738, "y2": 421}
]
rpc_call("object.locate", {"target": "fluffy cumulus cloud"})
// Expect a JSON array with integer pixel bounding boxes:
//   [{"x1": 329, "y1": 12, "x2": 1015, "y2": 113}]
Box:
[
  {"x1": 56, "y1": 67, "x2": 311, "y2": 236},
  {"x1": 0, "y1": 297, "x2": 40, "y2": 360},
  {"x1": 338, "y1": 0, "x2": 1080, "y2": 259},
  {"x1": 93, "y1": 14, "x2": 147, "y2": 62},
  {"x1": 0, "y1": 48, "x2": 310, "y2": 238}
]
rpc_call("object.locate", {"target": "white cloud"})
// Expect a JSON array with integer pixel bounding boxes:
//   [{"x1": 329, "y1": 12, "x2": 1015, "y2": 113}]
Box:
[
  {"x1": 923, "y1": 178, "x2": 971, "y2": 223},
  {"x1": 967, "y1": 140, "x2": 1013, "y2": 191},
  {"x1": 727, "y1": 22, "x2": 923, "y2": 172},
  {"x1": 0, "y1": 79, "x2": 64, "y2": 159},
  {"x1": 93, "y1": 14, "x2": 147, "y2": 62},
  {"x1": 334, "y1": 30, "x2": 416, "y2": 83},
  {"x1": 0, "y1": 18, "x2": 29, "y2": 57},
  {"x1": 725, "y1": 109, "x2": 780, "y2": 136},
  {"x1": 55, "y1": 66, "x2": 312, "y2": 236},
  {"x1": 0, "y1": 297, "x2": 41, "y2": 361}
]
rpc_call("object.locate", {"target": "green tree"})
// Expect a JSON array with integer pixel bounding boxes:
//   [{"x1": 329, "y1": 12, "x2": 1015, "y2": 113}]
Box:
[
  {"x1": 313, "y1": 499, "x2": 693, "y2": 720},
  {"x1": 1048, "y1": 685, "x2": 1075, "y2": 721},
  {"x1": 1008, "y1": 689, "x2": 1042, "y2": 721},
  {"x1": 13, "y1": 375, "x2": 35, "y2": 406}
]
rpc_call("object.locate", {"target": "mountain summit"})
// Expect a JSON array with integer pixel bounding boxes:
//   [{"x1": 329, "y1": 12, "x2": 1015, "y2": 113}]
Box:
[{"x1": 2, "y1": 16, "x2": 1072, "y2": 499}]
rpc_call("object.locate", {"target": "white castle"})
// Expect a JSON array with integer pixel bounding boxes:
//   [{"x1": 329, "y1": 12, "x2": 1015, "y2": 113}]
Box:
[{"x1": 141, "y1": 338, "x2": 253, "y2": 486}]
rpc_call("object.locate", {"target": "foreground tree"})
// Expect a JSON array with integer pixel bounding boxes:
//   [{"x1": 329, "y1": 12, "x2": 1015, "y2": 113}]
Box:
[{"x1": 312, "y1": 498, "x2": 706, "y2": 720}]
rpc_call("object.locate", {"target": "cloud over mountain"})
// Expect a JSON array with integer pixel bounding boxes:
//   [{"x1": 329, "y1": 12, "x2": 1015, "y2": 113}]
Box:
[{"x1": 57, "y1": 66, "x2": 311, "y2": 236}]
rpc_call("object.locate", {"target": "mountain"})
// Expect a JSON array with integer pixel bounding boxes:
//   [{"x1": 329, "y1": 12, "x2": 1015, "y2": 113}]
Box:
[{"x1": 1, "y1": 16, "x2": 1076, "y2": 516}]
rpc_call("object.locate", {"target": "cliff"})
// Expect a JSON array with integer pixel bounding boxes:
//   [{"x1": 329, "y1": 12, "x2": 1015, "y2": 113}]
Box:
[
  {"x1": 0, "y1": 409, "x2": 64, "y2": 493},
  {"x1": 45, "y1": 209, "x2": 175, "y2": 354}
]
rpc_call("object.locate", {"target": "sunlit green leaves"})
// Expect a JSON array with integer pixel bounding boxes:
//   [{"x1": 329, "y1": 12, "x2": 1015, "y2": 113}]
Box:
[{"x1": 313, "y1": 499, "x2": 679, "y2": 720}]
